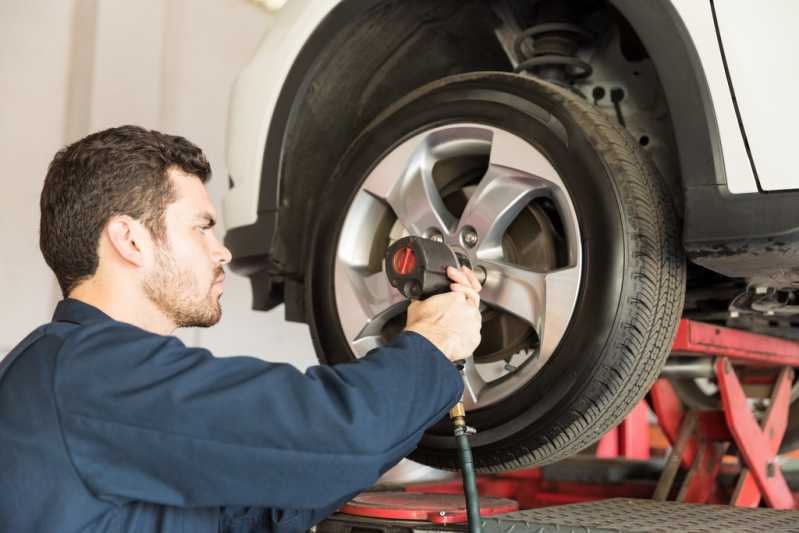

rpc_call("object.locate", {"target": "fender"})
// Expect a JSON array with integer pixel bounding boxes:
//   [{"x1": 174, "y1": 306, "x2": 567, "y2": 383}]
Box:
[
  {"x1": 224, "y1": 0, "x2": 372, "y2": 312},
  {"x1": 613, "y1": 0, "x2": 799, "y2": 281}
]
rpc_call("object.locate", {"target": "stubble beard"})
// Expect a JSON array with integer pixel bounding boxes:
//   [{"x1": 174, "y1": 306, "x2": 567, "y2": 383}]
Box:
[{"x1": 143, "y1": 244, "x2": 223, "y2": 329}]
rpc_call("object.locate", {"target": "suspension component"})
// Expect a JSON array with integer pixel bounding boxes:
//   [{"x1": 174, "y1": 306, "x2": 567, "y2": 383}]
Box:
[
  {"x1": 729, "y1": 286, "x2": 799, "y2": 317},
  {"x1": 513, "y1": 22, "x2": 594, "y2": 83}
]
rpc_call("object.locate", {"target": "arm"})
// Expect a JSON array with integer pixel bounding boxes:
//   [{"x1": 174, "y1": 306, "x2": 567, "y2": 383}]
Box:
[{"x1": 55, "y1": 323, "x2": 462, "y2": 510}]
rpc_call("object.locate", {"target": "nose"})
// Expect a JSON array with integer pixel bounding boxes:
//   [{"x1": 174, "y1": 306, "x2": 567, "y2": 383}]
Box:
[
  {"x1": 210, "y1": 232, "x2": 232, "y2": 265},
  {"x1": 218, "y1": 244, "x2": 233, "y2": 265}
]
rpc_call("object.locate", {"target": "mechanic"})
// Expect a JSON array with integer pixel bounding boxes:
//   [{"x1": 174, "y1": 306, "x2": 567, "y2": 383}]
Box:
[{"x1": 0, "y1": 125, "x2": 483, "y2": 533}]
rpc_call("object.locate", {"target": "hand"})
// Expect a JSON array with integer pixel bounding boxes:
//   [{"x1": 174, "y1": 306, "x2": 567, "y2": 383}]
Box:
[{"x1": 404, "y1": 266, "x2": 483, "y2": 362}]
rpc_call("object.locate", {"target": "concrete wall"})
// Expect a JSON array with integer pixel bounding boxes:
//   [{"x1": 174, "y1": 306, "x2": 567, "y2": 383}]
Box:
[{"x1": 0, "y1": 0, "x2": 317, "y2": 369}]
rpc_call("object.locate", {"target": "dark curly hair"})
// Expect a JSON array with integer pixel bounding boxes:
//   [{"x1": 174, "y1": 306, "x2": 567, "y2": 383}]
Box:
[{"x1": 40, "y1": 125, "x2": 212, "y2": 296}]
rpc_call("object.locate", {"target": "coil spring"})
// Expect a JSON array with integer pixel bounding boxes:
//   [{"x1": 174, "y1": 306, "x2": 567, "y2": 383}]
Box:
[{"x1": 513, "y1": 22, "x2": 594, "y2": 80}]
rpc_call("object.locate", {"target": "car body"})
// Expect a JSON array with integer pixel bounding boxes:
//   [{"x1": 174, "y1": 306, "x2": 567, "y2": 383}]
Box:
[
  {"x1": 222, "y1": 0, "x2": 799, "y2": 469},
  {"x1": 224, "y1": 0, "x2": 799, "y2": 286}
]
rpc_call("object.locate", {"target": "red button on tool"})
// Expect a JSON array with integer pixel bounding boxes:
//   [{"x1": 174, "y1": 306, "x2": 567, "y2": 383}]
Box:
[{"x1": 392, "y1": 246, "x2": 417, "y2": 275}]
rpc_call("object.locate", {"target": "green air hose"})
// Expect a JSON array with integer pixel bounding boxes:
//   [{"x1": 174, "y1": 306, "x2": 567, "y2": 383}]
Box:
[{"x1": 450, "y1": 401, "x2": 481, "y2": 533}]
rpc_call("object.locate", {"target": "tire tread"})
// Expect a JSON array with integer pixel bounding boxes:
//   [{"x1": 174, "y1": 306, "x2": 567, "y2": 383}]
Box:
[{"x1": 477, "y1": 78, "x2": 686, "y2": 471}]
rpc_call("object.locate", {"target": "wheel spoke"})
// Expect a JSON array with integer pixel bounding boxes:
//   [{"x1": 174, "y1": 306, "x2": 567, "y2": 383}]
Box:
[
  {"x1": 361, "y1": 271, "x2": 406, "y2": 315},
  {"x1": 350, "y1": 336, "x2": 383, "y2": 357},
  {"x1": 335, "y1": 262, "x2": 408, "y2": 355},
  {"x1": 387, "y1": 146, "x2": 457, "y2": 236},
  {"x1": 361, "y1": 139, "x2": 419, "y2": 201},
  {"x1": 487, "y1": 128, "x2": 563, "y2": 186},
  {"x1": 362, "y1": 128, "x2": 493, "y2": 238},
  {"x1": 457, "y1": 164, "x2": 552, "y2": 259},
  {"x1": 462, "y1": 358, "x2": 487, "y2": 408},
  {"x1": 479, "y1": 260, "x2": 547, "y2": 333},
  {"x1": 539, "y1": 265, "x2": 580, "y2": 362}
]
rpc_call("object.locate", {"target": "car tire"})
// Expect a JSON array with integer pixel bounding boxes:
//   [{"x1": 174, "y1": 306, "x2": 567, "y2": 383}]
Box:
[{"x1": 306, "y1": 72, "x2": 686, "y2": 471}]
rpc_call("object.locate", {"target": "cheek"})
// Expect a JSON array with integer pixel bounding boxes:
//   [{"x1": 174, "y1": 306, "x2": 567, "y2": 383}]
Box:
[
  {"x1": 164, "y1": 240, "x2": 193, "y2": 265},
  {"x1": 171, "y1": 232, "x2": 204, "y2": 258},
  {"x1": 164, "y1": 239, "x2": 204, "y2": 273},
  {"x1": 185, "y1": 237, "x2": 216, "y2": 277}
]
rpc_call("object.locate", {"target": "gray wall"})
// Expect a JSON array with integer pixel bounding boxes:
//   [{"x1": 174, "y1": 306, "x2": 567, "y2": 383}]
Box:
[{"x1": 0, "y1": 0, "x2": 317, "y2": 369}]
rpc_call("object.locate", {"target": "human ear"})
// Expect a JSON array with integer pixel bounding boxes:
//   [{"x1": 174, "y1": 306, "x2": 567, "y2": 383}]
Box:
[{"x1": 105, "y1": 216, "x2": 149, "y2": 267}]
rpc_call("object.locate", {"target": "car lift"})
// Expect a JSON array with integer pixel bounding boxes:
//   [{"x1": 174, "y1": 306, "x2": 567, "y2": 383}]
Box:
[{"x1": 317, "y1": 320, "x2": 799, "y2": 532}]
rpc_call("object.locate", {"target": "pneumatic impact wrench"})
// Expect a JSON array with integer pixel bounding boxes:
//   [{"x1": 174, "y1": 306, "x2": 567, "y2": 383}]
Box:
[{"x1": 385, "y1": 236, "x2": 485, "y2": 533}]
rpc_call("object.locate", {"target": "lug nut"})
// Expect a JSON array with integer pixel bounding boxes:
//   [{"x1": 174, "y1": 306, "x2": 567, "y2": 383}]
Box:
[
  {"x1": 473, "y1": 265, "x2": 487, "y2": 285},
  {"x1": 427, "y1": 229, "x2": 444, "y2": 242},
  {"x1": 462, "y1": 227, "x2": 478, "y2": 248}
]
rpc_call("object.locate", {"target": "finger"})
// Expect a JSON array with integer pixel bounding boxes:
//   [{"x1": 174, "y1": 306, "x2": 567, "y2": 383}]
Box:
[
  {"x1": 460, "y1": 266, "x2": 482, "y2": 292},
  {"x1": 447, "y1": 266, "x2": 468, "y2": 284},
  {"x1": 436, "y1": 289, "x2": 466, "y2": 303},
  {"x1": 450, "y1": 283, "x2": 480, "y2": 308},
  {"x1": 467, "y1": 289, "x2": 480, "y2": 308},
  {"x1": 405, "y1": 300, "x2": 420, "y2": 320},
  {"x1": 466, "y1": 267, "x2": 482, "y2": 292},
  {"x1": 427, "y1": 290, "x2": 465, "y2": 307},
  {"x1": 450, "y1": 283, "x2": 470, "y2": 294}
]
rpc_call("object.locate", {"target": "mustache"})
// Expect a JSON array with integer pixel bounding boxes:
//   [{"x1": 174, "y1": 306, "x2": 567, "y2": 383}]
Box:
[{"x1": 213, "y1": 267, "x2": 225, "y2": 282}]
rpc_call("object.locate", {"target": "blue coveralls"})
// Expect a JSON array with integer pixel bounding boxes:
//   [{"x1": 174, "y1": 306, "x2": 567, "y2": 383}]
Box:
[{"x1": 0, "y1": 298, "x2": 463, "y2": 532}]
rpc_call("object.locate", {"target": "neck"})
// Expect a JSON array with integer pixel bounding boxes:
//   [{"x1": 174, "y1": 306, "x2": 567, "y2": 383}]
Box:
[{"x1": 69, "y1": 277, "x2": 177, "y2": 336}]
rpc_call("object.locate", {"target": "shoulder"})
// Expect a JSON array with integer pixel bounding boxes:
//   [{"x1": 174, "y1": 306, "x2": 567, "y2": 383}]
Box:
[
  {"x1": 3, "y1": 324, "x2": 67, "y2": 363},
  {"x1": 58, "y1": 319, "x2": 211, "y2": 371}
]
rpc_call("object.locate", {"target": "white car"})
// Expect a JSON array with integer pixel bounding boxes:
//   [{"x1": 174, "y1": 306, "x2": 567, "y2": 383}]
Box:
[{"x1": 223, "y1": 0, "x2": 799, "y2": 471}]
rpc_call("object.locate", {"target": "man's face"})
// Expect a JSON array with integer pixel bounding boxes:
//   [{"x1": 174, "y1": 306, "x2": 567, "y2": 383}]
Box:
[{"x1": 142, "y1": 168, "x2": 232, "y2": 328}]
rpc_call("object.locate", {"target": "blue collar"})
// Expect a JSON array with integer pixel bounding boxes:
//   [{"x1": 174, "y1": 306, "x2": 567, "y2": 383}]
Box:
[{"x1": 51, "y1": 298, "x2": 113, "y2": 325}]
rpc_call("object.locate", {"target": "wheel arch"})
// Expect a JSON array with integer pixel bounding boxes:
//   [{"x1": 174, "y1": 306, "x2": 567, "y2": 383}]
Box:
[
  {"x1": 610, "y1": 0, "x2": 725, "y2": 191},
  {"x1": 226, "y1": 0, "x2": 724, "y2": 318}
]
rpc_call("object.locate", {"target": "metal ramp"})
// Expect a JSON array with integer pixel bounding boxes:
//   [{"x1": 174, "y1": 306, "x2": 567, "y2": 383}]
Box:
[
  {"x1": 479, "y1": 498, "x2": 799, "y2": 533},
  {"x1": 320, "y1": 498, "x2": 799, "y2": 533}
]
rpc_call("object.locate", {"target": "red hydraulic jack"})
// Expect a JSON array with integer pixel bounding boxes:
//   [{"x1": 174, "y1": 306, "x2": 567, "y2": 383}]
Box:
[{"x1": 651, "y1": 319, "x2": 798, "y2": 509}]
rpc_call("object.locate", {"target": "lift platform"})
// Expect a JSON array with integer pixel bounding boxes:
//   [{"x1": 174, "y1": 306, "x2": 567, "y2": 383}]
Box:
[
  {"x1": 319, "y1": 498, "x2": 799, "y2": 533},
  {"x1": 319, "y1": 320, "x2": 799, "y2": 532}
]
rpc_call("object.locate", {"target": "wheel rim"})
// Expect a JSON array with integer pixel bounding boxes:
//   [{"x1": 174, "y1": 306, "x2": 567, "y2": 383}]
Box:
[{"x1": 334, "y1": 123, "x2": 583, "y2": 410}]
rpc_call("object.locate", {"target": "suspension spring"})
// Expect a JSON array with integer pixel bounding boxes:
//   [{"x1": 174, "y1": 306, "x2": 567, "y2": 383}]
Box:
[{"x1": 513, "y1": 22, "x2": 594, "y2": 82}]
